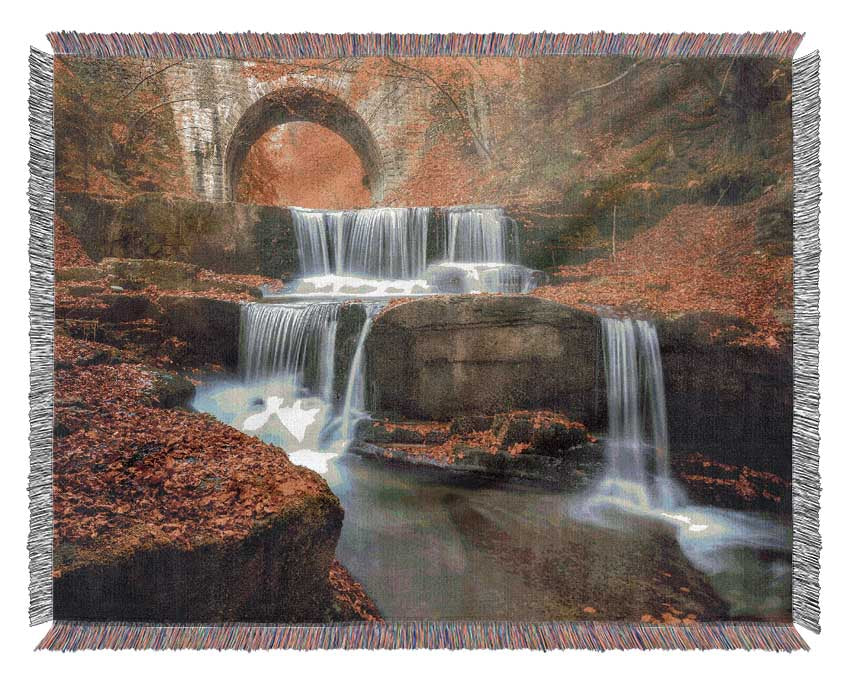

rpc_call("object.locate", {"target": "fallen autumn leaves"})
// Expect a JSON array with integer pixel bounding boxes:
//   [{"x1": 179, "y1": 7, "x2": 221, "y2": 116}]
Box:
[{"x1": 537, "y1": 199, "x2": 793, "y2": 350}]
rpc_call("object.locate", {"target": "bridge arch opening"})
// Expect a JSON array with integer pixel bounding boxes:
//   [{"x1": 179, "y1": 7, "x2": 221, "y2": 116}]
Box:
[{"x1": 224, "y1": 87, "x2": 385, "y2": 205}]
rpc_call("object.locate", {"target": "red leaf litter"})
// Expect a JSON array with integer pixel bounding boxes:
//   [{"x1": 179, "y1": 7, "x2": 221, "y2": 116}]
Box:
[
  {"x1": 54, "y1": 217, "x2": 94, "y2": 268},
  {"x1": 536, "y1": 199, "x2": 792, "y2": 349},
  {"x1": 52, "y1": 337, "x2": 332, "y2": 577}
]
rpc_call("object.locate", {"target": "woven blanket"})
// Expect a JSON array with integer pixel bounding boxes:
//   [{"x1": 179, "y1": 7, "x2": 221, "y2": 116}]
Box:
[{"x1": 29, "y1": 31, "x2": 820, "y2": 651}]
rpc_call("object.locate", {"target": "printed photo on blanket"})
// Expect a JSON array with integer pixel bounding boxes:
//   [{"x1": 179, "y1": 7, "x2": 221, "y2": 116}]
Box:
[{"x1": 39, "y1": 36, "x2": 815, "y2": 649}]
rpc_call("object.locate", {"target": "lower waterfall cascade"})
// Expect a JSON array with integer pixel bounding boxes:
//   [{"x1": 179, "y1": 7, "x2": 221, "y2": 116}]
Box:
[
  {"x1": 194, "y1": 300, "x2": 379, "y2": 474},
  {"x1": 591, "y1": 316, "x2": 684, "y2": 512}
]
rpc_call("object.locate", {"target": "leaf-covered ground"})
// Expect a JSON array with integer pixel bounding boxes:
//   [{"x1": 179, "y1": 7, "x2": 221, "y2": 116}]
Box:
[
  {"x1": 56, "y1": 269, "x2": 278, "y2": 305},
  {"x1": 54, "y1": 217, "x2": 94, "y2": 268},
  {"x1": 536, "y1": 197, "x2": 793, "y2": 349},
  {"x1": 53, "y1": 337, "x2": 331, "y2": 575},
  {"x1": 329, "y1": 560, "x2": 382, "y2": 622}
]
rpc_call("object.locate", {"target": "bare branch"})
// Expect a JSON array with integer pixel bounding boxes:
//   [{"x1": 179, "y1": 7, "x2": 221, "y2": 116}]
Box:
[
  {"x1": 119, "y1": 59, "x2": 187, "y2": 102},
  {"x1": 717, "y1": 58, "x2": 736, "y2": 97},
  {"x1": 573, "y1": 59, "x2": 648, "y2": 97},
  {"x1": 385, "y1": 57, "x2": 494, "y2": 161}
]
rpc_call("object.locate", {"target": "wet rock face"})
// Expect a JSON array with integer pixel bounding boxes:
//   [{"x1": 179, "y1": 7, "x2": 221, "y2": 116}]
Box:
[
  {"x1": 658, "y1": 316, "x2": 793, "y2": 475},
  {"x1": 57, "y1": 192, "x2": 298, "y2": 278},
  {"x1": 159, "y1": 296, "x2": 242, "y2": 368},
  {"x1": 367, "y1": 298, "x2": 792, "y2": 474},
  {"x1": 366, "y1": 296, "x2": 602, "y2": 424}
]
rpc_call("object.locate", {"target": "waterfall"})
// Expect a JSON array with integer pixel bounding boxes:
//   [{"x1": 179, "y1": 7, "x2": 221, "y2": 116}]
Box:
[
  {"x1": 340, "y1": 304, "x2": 380, "y2": 441},
  {"x1": 424, "y1": 262, "x2": 542, "y2": 294},
  {"x1": 280, "y1": 205, "x2": 541, "y2": 297},
  {"x1": 594, "y1": 316, "x2": 681, "y2": 511},
  {"x1": 428, "y1": 206, "x2": 538, "y2": 294},
  {"x1": 293, "y1": 210, "x2": 332, "y2": 277},
  {"x1": 568, "y1": 315, "x2": 791, "y2": 600},
  {"x1": 239, "y1": 302, "x2": 339, "y2": 401},
  {"x1": 443, "y1": 207, "x2": 518, "y2": 263},
  {"x1": 224, "y1": 300, "x2": 383, "y2": 473},
  {"x1": 292, "y1": 207, "x2": 429, "y2": 279}
]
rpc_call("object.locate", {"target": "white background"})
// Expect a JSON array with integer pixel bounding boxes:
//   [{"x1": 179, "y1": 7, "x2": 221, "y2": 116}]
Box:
[{"x1": 1, "y1": 1, "x2": 847, "y2": 676}]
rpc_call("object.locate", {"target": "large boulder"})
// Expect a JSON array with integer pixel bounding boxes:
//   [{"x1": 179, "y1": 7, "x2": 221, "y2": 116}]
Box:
[
  {"x1": 51, "y1": 348, "x2": 348, "y2": 622},
  {"x1": 366, "y1": 295, "x2": 602, "y2": 423},
  {"x1": 54, "y1": 469, "x2": 344, "y2": 622}
]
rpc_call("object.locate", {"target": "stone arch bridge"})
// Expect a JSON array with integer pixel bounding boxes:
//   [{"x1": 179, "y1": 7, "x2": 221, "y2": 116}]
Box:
[{"x1": 164, "y1": 59, "x2": 439, "y2": 204}]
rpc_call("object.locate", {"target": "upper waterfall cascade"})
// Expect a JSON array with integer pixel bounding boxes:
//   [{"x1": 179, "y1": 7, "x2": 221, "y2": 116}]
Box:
[
  {"x1": 443, "y1": 206, "x2": 519, "y2": 263},
  {"x1": 282, "y1": 205, "x2": 540, "y2": 297},
  {"x1": 292, "y1": 207, "x2": 430, "y2": 280}
]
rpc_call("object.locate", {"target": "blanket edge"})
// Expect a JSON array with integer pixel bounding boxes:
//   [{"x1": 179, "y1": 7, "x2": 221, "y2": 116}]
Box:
[
  {"x1": 28, "y1": 47, "x2": 55, "y2": 626},
  {"x1": 46, "y1": 31, "x2": 803, "y2": 59}
]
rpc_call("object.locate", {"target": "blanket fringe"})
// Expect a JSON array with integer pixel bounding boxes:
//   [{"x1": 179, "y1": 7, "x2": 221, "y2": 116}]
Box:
[
  {"x1": 38, "y1": 621, "x2": 809, "y2": 652},
  {"x1": 791, "y1": 51, "x2": 821, "y2": 634},
  {"x1": 28, "y1": 47, "x2": 55, "y2": 626},
  {"x1": 47, "y1": 31, "x2": 803, "y2": 59}
]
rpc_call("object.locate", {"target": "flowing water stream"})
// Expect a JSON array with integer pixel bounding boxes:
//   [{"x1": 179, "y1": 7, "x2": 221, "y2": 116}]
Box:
[
  {"x1": 193, "y1": 206, "x2": 791, "y2": 621},
  {"x1": 278, "y1": 206, "x2": 540, "y2": 298}
]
